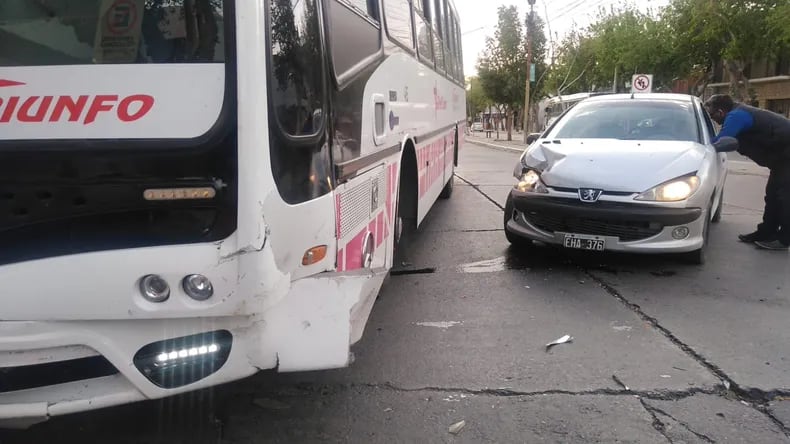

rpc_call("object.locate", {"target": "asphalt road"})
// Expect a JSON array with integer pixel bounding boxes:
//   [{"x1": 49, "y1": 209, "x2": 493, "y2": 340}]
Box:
[{"x1": 3, "y1": 140, "x2": 790, "y2": 444}]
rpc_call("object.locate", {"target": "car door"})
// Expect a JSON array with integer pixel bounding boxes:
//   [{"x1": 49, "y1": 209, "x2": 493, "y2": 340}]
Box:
[{"x1": 698, "y1": 100, "x2": 728, "y2": 202}]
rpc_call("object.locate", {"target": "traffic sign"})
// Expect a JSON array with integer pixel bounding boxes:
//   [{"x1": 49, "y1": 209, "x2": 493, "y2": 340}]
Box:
[{"x1": 631, "y1": 74, "x2": 653, "y2": 93}]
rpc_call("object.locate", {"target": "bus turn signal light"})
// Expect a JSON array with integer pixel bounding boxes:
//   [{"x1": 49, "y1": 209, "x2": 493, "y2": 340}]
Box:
[
  {"x1": 143, "y1": 187, "x2": 216, "y2": 201},
  {"x1": 302, "y1": 245, "x2": 327, "y2": 266}
]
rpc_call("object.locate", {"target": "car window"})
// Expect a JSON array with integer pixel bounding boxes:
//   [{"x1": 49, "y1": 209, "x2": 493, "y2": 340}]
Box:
[
  {"x1": 547, "y1": 100, "x2": 700, "y2": 142},
  {"x1": 701, "y1": 105, "x2": 718, "y2": 141}
]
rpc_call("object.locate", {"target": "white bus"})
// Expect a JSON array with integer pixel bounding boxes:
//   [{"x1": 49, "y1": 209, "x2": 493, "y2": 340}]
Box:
[
  {"x1": 0, "y1": 0, "x2": 465, "y2": 427},
  {"x1": 540, "y1": 92, "x2": 607, "y2": 130}
]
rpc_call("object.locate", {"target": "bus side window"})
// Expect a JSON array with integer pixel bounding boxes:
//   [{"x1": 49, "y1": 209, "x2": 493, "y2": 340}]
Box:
[
  {"x1": 383, "y1": 0, "x2": 415, "y2": 51},
  {"x1": 327, "y1": 0, "x2": 383, "y2": 81},
  {"x1": 413, "y1": 0, "x2": 434, "y2": 66}
]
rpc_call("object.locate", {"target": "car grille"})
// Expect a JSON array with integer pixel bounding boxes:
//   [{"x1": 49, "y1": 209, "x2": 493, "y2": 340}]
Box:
[{"x1": 523, "y1": 212, "x2": 664, "y2": 241}]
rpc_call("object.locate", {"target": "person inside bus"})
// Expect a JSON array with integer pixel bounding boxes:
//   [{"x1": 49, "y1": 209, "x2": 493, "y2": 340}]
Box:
[{"x1": 706, "y1": 94, "x2": 790, "y2": 251}]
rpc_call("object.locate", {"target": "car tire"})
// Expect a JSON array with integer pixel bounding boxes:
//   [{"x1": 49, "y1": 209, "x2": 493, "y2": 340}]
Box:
[
  {"x1": 712, "y1": 189, "x2": 724, "y2": 223},
  {"x1": 504, "y1": 194, "x2": 534, "y2": 249}
]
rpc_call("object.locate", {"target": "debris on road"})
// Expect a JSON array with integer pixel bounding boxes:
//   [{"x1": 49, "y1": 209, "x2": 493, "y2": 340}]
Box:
[
  {"x1": 612, "y1": 374, "x2": 630, "y2": 391},
  {"x1": 384, "y1": 407, "x2": 393, "y2": 412},
  {"x1": 415, "y1": 321, "x2": 461, "y2": 329},
  {"x1": 545, "y1": 334, "x2": 573, "y2": 351},
  {"x1": 448, "y1": 420, "x2": 466, "y2": 435},
  {"x1": 660, "y1": 375, "x2": 672, "y2": 379},
  {"x1": 458, "y1": 257, "x2": 507, "y2": 273},
  {"x1": 253, "y1": 398, "x2": 290, "y2": 410}
]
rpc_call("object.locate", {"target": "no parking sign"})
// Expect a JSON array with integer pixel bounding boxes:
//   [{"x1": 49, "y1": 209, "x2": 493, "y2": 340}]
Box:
[
  {"x1": 631, "y1": 74, "x2": 653, "y2": 93},
  {"x1": 93, "y1": 0, "x2": 145, "y2": 63}
]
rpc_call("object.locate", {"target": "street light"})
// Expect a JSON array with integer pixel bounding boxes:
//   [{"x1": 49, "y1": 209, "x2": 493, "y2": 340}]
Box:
[{"x1": 522, "y1": 0, "x2": 537, "y2": 143}]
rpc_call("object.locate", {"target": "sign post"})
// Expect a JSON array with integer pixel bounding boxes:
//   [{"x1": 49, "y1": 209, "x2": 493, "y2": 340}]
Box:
[{"x1": 631, "y1": 74, "x2": 653, "y2": 94}]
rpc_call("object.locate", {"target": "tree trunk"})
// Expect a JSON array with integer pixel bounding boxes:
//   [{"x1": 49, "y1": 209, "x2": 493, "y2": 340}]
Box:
[
  {"x1": 506, "y1": 109, "x2": 513, "y2": 141},
  {"x1": 495, "y1": 106, "x2": 502, "y2": 139},
  {"x1": 726, "y1": 59, "x2": 750, "y2": 103}
]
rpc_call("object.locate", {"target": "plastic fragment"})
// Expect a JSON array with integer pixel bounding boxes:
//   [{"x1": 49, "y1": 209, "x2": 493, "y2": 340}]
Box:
[
  {"x1": 449, "y1": 420, "x2": 466, "y2": 435},
  {"x1": 546, "y1": 334, "x2": 573, "y2": 350}
]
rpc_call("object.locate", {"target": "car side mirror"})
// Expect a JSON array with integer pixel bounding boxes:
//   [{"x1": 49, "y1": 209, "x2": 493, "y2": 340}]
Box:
[
  {"x1": 713, "y1": 136, "x2": 739, "y2": 153},
  {"x1": 526, "y1": 132, "x2": 542, "y2": 144}
]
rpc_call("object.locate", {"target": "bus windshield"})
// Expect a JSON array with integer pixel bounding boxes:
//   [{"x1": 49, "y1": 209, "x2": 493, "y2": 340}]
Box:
[{"x1": 0, "y1": 0, "x2": 225, "y2": 66}]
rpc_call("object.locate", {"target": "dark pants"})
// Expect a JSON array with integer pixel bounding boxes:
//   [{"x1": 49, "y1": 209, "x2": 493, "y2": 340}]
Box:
[{"x1": 758, "y1": 165, "x2": 790, "y2": 244}]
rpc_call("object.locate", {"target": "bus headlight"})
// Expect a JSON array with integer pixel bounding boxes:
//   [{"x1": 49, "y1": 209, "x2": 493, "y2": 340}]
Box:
[
  {"x1": 183, "y1": 274, "x2": 214, "y2": 301},
  {"x1": 140, "y1": 275, "x2": 170, "y2": 303}
]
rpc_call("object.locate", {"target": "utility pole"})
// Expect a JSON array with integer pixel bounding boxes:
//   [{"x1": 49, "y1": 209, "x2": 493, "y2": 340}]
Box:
[{"x1": 522, "y1": 0, "x2": 536, "y2": 143}]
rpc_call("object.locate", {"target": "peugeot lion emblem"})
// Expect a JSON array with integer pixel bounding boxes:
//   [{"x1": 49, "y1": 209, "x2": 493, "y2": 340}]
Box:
[{"x1": 578, "y1": 188, "x2": 603, "y2": 203}]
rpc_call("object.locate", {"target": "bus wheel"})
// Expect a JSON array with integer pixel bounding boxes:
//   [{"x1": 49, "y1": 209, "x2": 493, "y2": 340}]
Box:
[{"x1": 439, "y1": 175, "x2": 454, "y2": 199}]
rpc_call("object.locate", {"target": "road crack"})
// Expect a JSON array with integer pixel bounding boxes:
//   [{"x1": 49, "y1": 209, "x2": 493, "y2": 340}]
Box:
[
  {"x1": 641, "y1": 400, "x2": 716, "y2": 443},
  {"x1": 586, "y1": 270, "x2": 790, "y2": 437},
  {"x1": 639, "y1": 398, "x2": 674, "y2": 443},
  {"x1": 359, "y1": 382, "x2": 721, "y2": 401}
]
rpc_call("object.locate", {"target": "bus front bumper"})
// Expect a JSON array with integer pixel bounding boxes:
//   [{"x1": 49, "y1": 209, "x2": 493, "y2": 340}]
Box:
[{"x1": 0, "y1": 243, "x2": 384, "y2": 428}]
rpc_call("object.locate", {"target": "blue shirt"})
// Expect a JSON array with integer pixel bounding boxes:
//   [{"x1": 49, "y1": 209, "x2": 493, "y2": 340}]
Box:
[{"x1": 713, "y1": 108, "x2": 754, "y2": 142}]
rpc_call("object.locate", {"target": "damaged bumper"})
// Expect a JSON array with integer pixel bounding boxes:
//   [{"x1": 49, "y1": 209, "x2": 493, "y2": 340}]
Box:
[
  {"x1": 0, "y1": 240, "x2": 384, "y2": 428},
  {"x1": 506, "y1": 191, "x2": 705, "y2": 253}
]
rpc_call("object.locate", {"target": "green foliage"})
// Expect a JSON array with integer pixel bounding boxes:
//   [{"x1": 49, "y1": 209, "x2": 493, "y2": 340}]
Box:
[
  {"x1": 542, "y1": 0, "x2": 790, "y2": 100},
  {"x1": 475, "y1": 5, "x2": 548, "y2": 136},
  {"x1": 465, "y1": 76, "x2": 489, "y2": 120},
  {"x1": 476, "y1": 6, "x2": 527, "y2": 114}
]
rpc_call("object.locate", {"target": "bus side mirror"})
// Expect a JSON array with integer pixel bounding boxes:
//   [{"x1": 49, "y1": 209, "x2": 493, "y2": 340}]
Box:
[
  {"x1": 713, "y1": 136, "x2": 738, "y2": 152},
  {"x1": 526, "y1": 133, "x2": 542, "y2": 144}
]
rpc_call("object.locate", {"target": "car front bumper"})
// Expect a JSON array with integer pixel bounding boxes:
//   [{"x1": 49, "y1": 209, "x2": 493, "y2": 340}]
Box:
[{"x1": 506, "y1": 191, "x2": 706, "y2": 253}]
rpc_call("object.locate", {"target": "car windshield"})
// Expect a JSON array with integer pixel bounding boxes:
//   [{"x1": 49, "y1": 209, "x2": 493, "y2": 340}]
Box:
[{"x1": 547, "y1": 100, "x2": 700, "y2": 142}]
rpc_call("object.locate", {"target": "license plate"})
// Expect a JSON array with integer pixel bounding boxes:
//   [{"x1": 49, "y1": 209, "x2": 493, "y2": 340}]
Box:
[{"x1": 563, "y1": 234, "x2": 605, "y2": 251}]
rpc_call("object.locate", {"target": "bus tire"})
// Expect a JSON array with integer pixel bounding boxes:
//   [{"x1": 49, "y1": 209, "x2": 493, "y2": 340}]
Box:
[{"x1": 439, "y1": 175, "x2": 454, "y2": 199}]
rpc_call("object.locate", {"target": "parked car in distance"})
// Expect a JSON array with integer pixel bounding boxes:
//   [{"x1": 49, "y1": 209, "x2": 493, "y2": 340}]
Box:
[
  {"x1": 471, "y1": 122, "x2": 484, "y2": 132},
  {"x1": 504, "y1": 93, "x2": 728, "y2": 265}
]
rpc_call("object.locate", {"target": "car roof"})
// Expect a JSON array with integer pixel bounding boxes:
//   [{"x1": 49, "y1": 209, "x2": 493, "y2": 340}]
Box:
[{"x1": 581, "y1": 93, "x2": 698, "y2": 104}]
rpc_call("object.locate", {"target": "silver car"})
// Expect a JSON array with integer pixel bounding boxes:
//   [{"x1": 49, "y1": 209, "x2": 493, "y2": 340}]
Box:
[{"x1": 504, "y1": 93, "x2": 728, "y2": 264}]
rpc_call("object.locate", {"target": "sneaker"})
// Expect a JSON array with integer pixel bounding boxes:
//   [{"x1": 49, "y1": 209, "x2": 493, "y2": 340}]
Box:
[
  {"x1": 739, "y1": 231, "x2": 775, "y2": 243},
  {"x1": 754, "y1": 240, "x2": 790, "y2": 251}
]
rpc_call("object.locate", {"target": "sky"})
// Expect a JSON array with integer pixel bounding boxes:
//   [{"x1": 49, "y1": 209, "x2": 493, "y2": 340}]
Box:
[{"x1": 456, "y1": 0, "x2": 670, "y2": 76}]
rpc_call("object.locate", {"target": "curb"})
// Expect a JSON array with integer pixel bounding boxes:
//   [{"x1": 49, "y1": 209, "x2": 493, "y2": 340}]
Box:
[{"x1": 466, "y1": 138, "x2": 524, "y2": 154}]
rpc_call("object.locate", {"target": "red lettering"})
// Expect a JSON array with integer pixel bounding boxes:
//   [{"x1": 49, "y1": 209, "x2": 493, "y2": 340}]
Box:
[
  {"x1": 118, "y1": 94, "x2": 154, "y2": 122},
  {"x1": 50, "y1": 96, "x2": 89, "y2": 122},
  {"x1": 1, "y1": 97, "x2": 19, "y2": 123},
  {"x1": 18, "y1": 96, "x2": 53, "y2": 122},
  {"x1": 84, "y1": 95, "x2": 118, "y2": 124}
]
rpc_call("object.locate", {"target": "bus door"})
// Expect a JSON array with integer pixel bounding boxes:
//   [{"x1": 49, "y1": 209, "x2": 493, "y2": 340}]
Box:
[{"x1": 324, "y1": 0, "x2": 394, "y2": 272}]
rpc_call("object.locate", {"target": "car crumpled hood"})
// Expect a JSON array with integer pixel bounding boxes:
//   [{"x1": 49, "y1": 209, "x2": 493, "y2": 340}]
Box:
[{"x1": 522, "y1": 139, "x2": 707, "y2": 192}]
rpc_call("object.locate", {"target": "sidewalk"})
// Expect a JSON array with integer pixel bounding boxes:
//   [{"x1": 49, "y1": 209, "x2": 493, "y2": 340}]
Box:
[
  {"x1": 465, "y1": 132, "x2": 769, "y2": 177},
  {"x1": 465, "y1": 132, "x2": 526, "y2": 154}
]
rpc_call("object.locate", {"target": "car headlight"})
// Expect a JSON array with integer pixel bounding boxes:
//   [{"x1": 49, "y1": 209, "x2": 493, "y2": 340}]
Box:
[
  {"x1": 515, "y1": 169, "x2": 549, "y2": 194},
  {"x1": 635, "y1": 175, "x2": 700, "y2": 202}
]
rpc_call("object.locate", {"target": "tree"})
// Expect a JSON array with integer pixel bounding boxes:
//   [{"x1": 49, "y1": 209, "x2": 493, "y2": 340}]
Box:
[
  {"x1": 476, "y1": 6, "x2": 526, "y2": 141},
  {"x1": 543, "y1": 30, "x2": 597, "y2": 96},
  {"x1": 666, "y1": 0, "x2": 783, "y2": 101},
  {"x1": 465, "y1": 76, "x2": 489, "y2": 122},
  {"x1": 543, "y1": 5, "x2": 677, "y2": 97},
  {"x1": 768, "y1": 1, "x2": 790, "y2": 46}
]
